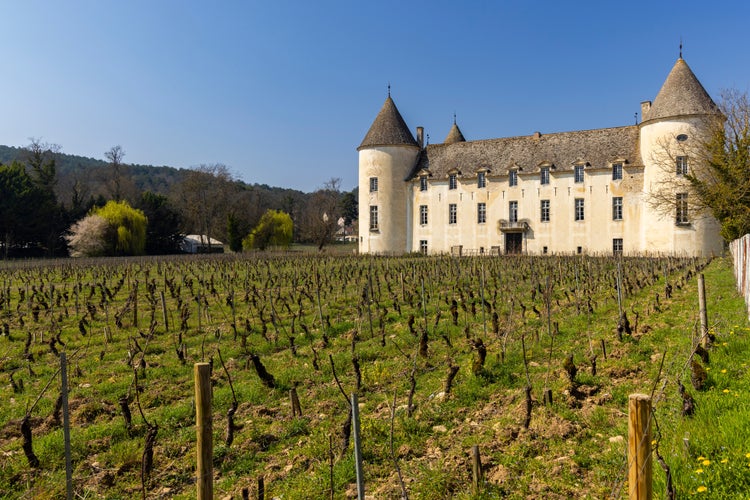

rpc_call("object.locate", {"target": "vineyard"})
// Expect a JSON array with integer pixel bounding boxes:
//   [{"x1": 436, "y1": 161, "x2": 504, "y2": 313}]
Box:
[{"x1": 0, "y1": 252, "x2": 749, "y2": 499}]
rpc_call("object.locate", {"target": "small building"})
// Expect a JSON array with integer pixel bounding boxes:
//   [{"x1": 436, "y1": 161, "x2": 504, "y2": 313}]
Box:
[{"x1": 180, "y1": 234, "x2": 224, "y2": 254}]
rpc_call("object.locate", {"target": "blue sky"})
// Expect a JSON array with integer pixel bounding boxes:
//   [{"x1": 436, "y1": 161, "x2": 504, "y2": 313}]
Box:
[{"x1": 1, "y1": 1, "x2": 748, "y2": 193}]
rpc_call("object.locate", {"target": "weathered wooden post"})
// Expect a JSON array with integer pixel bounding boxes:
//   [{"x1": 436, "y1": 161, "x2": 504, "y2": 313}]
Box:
[
  {"x1": 257, "y1": 476, "x2": 265, "y2": 500},
  {"x1": 290, "y1": 387, "x2": 302, "y2": 417},
  {"x1": 132, "y1": 285, "x2": 138, "y2": 328},
  {"x1": 471, "y1": 444, "x2": 482, "y2": 493},
  {"x1": 698, "y1": 274, "x2": 709, "y2": 347},
  {"x1": 351, "y1": 393, "x2": 365, "y2": 499},
  {"x1": 61, "y1": 353, "x2": 73, "y2": 500},
  {"x1": 195, "y1": 363, "x2": 213, "y2": 499},
  {"x1": 160, "y1": 291, "x2": 169, "y2": 331},
  {"x1": 628, "y1": 393, "x2": 652, "y2": 500}
]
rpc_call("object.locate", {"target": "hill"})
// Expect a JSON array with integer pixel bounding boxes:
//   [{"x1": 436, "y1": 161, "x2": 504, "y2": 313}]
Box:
[{"x1": 0, "y1": 144, "x2": 306, "y2": 198}]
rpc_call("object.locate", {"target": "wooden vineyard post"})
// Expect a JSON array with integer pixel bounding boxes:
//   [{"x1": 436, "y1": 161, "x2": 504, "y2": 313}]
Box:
[
  {"x1": 351, "y1": 393, "x2": 365, "y2": 500},
  {"x1": 160, "y1": 291, "x2": 169, "y2": 332},
  {"x1": 61, "y1": 353, "x2": 73, "y2": 500},
  {"x1": 132, "y1": 286, "x2": 138, "y2": 329},
  {"x1": 471, "y1": 444, "x2": 482, "y2": 494},
  {"x1": 290, "y1": 387, "x2": 302, "y2": 417},
  {"x1": 628, "y1": 393, "x2": 652, "y2": 500},
  {"x1": 195, "y1": 363, "x2": 213, "y2": 499},
  {"x1": 698, "y1": 274, "x2": 709, "y2": 347}
]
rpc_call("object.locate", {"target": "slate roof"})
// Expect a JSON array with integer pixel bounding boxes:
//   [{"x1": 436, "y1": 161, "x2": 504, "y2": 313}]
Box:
[
  {"x1": 444, "y1": 122, "x2": 466, "y2": 144},
  {"x1": 408, "y1": 126, "x2": 641, "y2": 180},
  {"x1": 358, "y1": 96, "x2": 418, "y2": 150},
  {"x1": 644, "y1": 58, "x2": 720, "y2": 123}
]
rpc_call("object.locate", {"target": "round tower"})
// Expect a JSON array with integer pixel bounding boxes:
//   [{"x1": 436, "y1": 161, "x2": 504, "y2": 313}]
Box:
[
  {"x1": 639, "y1": 57, "x2": 724, "y2": 256},
  {"x1": 358, "y1": 95, "x2": 420, "y2": 254}
]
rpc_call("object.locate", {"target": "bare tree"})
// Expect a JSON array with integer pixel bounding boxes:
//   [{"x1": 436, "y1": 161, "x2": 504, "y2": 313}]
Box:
[
  {"x1": 105, "y1": 145, "x2": 126, "y2": 201},
  {"x1": 172, "y1": 164, "x2": 236, "y2": 250},
  {"x1": 300, "y1": 177, "x2": 342, "y2": 250},
  {"x1": 644, "y1": 134, "x2": 703, "y2": 219}
]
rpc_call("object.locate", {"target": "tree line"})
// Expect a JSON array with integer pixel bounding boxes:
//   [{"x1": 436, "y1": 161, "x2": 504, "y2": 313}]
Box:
[{"x1": 0, "y1": 142, "x2": 358, "y2": 258}]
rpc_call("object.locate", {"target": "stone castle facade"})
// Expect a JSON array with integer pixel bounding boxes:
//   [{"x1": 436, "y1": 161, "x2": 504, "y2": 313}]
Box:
[{"x1": 357, "y1": 57, "x2": 723, "y2": 257}]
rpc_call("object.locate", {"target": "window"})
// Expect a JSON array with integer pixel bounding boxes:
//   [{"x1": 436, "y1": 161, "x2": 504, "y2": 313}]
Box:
[
  {"x1": 449, "y1": 204, "x2": 457, "y2": 224},
  {"x1": 577, "y1": 246, "x2": 583, "y2": 254},
  {"x1": 574, "y1": 165, "x2": 584, "y2": 183},
  {"x1": 369, "y1": 177, "x2": 378, "y2": 192},
  {"x1": 449, "y1": 174, "x2": 457, "y2": 190},
  {"x1": 612, "y1": 197, "x2": 623, "y2": 221},
  {"x1": 540, "y1": 166, "x2": 550, "y2": 185},
  {"x1": 509, "y1": 170, "x2": 518, "y2": 187},
  {"x1": 612, "y1": 163, "x2": 623, "y2": 181},
  {"x1": 419, "y1": 205, "x2": 428, "y2": 225},
  {"x1": 676, "y1": 193, "x2": 689, "y2": 224},
  {"x1": 676, "y1": 156, "x2": 688, "y2": 175},
  {"x1": 477, "y1": 172, "x2": 486, "y2": 188},
  {"x1": 509, "y1": 201, "x2": 518, "y2": 223},
  {"x1": 477, "y1": 202, "x2": 486, "y2": 224},
  {"x1": 542, "y1": 246, "x2": 548, "y2": 254},
  {"x1": 574, "y1": 198, "x2": 584, "y2": 221},
  {"x1": 420, "y1": 176, "x2": 428, "y2": 191},
  {"x1": 420, "y1": 240, "x2": 428, "y2": 255},
  {"x1": 369, "y1": 205, "x2": 379, "y2": 231},
  {"x1": 540, "y1": 199, "x2": 550, "y2": 222},
  {"x1": 613, "y1": 238, "x2": 623, "y2": 255}
]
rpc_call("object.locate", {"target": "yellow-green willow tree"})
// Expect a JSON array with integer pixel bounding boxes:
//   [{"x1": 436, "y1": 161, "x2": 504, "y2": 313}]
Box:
[{"x1": 243, "y1": 209, "x2": 293, "y2": 251}]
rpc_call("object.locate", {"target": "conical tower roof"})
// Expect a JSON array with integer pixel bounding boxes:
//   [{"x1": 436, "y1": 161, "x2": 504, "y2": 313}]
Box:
[
  {"x1": 644, "y1": 58, "x2": 720, "y2": 123},
  {"x1": 444, "y1": 122, "x2": 466, "y2": 144},
  {"x1": 358, "y1": 96, "x2": 418, "y2": 150}
]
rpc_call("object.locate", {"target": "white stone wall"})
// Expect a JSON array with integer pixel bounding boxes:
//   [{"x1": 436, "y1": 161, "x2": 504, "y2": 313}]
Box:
[
  {"x1": 409, "y1": 167, "x2": 644, "y2": 255},
  {"x1": 358, "y1": 145, "x2": 419, "y2": 254},
  {"x1": 639, "y1": 117, "x2": 724, "y2": 256}
]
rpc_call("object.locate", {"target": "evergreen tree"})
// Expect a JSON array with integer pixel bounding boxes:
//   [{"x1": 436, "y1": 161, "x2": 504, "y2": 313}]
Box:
[
  {"x1": 0, "y1": 161, "x2": 50, "y2": 258},
  {"x1": 138, "y1": 191, "x2": 182, "y2": 254}
]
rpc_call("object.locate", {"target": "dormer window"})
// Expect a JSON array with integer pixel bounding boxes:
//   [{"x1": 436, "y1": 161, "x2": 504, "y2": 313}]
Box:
[
  {"x1": 509, "y1": 170, "x2": 518, "y2": 187},
  {"x1": 449, "y1": 173, "x2": 457, "y2": 190},
  {"x1": 574, "y1": 164, "x2": 584, "y2": 183},
  {"x1": 477, "y1": 171, "x2": 486, "y2": 188},
  {"x1": 612, "y1": 163, "x2": 623, "y2": 181},
  {"x1": 420, "y1": 176, "x2": 428, "y2": 191},
  {"x1": 540, "y1": 166, "x2": 550, "y2": 185}
]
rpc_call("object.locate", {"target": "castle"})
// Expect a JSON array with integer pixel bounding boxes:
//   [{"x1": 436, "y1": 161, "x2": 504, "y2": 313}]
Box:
[{"x1": 357, "y1": 57, "x2": 723, "y2": 257}]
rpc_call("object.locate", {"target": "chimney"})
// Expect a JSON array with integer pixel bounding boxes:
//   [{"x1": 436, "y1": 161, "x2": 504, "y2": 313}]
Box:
[
  {"x1": 640, "y1": 101, "x2": 651, "y2": 121},
  {"x1": 416, "y1": 127, "x2": 424, "y2": 148}
]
